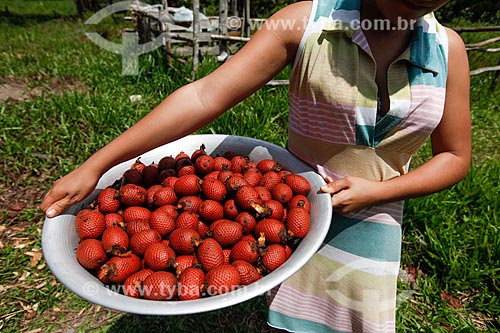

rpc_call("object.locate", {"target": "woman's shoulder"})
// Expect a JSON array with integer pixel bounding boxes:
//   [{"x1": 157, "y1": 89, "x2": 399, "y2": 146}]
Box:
[{"x1": 261, "y1": 1, "x2": 313, "y2": 46}]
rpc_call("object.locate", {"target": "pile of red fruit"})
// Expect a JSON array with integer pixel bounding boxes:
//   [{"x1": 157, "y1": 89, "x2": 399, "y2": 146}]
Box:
[{"x1": 75, "y1": 144, "x2": 312, "y2": 301}]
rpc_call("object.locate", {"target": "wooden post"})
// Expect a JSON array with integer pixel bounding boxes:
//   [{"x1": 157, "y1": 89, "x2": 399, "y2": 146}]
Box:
[
  {"x1": 244, "y1": 0, "x2": 250, "y2": 37},
  {"x1": 219, "y1": 0, "x2": 228, "y2": 57},
  {"x1": 232, "y1": 0, "x2": 238, "y2": 17},
  {"x1": 192, "y1": 0, "x2": 200, "y2": 79}
]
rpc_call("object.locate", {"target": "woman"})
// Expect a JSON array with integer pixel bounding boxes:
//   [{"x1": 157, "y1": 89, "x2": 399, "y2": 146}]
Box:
[{"x1": 41, "y1": 0, "x2": 471, "y2": 331}]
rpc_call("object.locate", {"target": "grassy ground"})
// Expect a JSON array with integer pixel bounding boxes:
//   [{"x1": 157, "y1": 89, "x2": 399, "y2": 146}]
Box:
[{"x1": 1, "y1": 1, "x2": 499, "y2": 332}]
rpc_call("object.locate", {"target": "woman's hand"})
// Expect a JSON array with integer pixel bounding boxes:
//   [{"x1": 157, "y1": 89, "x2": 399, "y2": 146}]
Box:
[
  {"x1": 320, "y1": 176, "x2": 383, "y2": 214},
  {"x1": 39, "y1": 165, "x2": 101, "y2": 218}
]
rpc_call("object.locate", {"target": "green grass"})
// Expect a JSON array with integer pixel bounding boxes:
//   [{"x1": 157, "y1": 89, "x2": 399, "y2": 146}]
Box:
[{"x1": 1, "y1": 1, "x2": 499, "y2": 332}]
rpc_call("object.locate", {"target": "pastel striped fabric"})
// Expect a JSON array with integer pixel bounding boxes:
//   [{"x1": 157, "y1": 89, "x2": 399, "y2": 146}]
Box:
[{"x1": 267, "y1": 0, "x2": 449, "y2": 331}]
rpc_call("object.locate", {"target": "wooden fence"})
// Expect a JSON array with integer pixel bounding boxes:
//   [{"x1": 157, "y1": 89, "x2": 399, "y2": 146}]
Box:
[{"x1": 129, "y1": 2, "x2": 500, "y2": 88}]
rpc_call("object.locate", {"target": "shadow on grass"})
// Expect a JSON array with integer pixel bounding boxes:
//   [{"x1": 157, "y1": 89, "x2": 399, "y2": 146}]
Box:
[
  {"x1": 106, "y1": 295, "x2": 285, "y2": 333},
  {"x1": 0, "y1": 9, "x2": 78, "y2": 26}
]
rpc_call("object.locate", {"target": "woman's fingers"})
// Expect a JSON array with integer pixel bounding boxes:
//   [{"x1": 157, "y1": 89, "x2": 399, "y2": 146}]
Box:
[
  {"x1": 44, "y1": 196, "x2": 73, "y2": 218},
  {"x1": 320, "y1": 177, "x2": 348, "y2": 194}
]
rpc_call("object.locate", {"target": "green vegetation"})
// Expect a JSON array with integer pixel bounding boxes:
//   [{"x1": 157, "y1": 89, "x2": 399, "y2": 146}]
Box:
[{"x1": 0, "y1": 1, "x2": 499, "y2": 332}]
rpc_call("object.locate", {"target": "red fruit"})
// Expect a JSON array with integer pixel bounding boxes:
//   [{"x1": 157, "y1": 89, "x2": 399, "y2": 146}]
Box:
[
  {"x1": 212, "y1": 220, "x2": 243, "y2": 247},
  {"x1": 155, "y1": 204, "x2": 179, "y2": 219},
  {"x1": 261, "y1": 244, "x2": 288, "y2": 272},
  {"x1": 208, "y1": 218, "x2": 231, "y2": 231},
  {"x1": 230, "y1": 155, "x2": 247, "y2": 174},
  {"x1": 101, "y1": 226, "x2": 129, "y2": 255},
  {"x1": 175, "y1": 151, "x2": 190, "y2": 161},
  {"x1": 213, "y1": 156, "x2": 232, "y2": 171},
  {"x1": 285, "y1": 174, "x2": 311, "y2": 196},
  {"x1": 104, "y1": 213, "x2": 125, "y2": 228},
  {"x1": 174, "y1": 255, "x2": 198, "y2": 276},
  {"x1": 241, "y1": 234, "x2": 257, "y2": 242},
  {"x1": 243, "y1": 170, "x2": 262, "y2": 187},
  {"x1": 244, "y1": 160, "x2": 258, "y2": 171},
  {"x1": 123, "y1": 269, "x2": 153, "y2": 298},
  {"x1": 178, "y1": 267, "x2": 205, "y2": 300},
  {"x1": 286, "y1": 207, "x2": 310, "y2": 239},
  {"x1": 271, "y1": 183, "x2": 293, "y2": 204},
  {"x1": 130, "y1": 158, "x2": 146, "y2": 172},
  {"x1": 222, "y1": 249, "x2": 231, "y2": 265},
  {"x1": 149, "y1": 208, "x2": 176, "y2": 237},
  {"x1": 205, "y1": 264, "x2": 241, "y2": 296},
  {"x1": 230, "y1": 239, "x2": 259, "y2": 264},
  {"x1": 201, "y1": 178, "x2": 227, "y2": 201},
  {"x1": 143, "y1": 242, "x2": 176, "y2": 271},
  {"x1": 284, "y1": 244, "x2": 293, "y2": 259},
  {"x1": 197, "y1": 238, "x2": 224, "y2": 272},
  {"x1": 257, "y1": 159, "x2": 282, "y2": 173},
  {"x1": 126, "y1": 219, "x2": 150, "y2": 236},
  {"x1": 123, "y1": 168, "x2": 143, "y2": 185},
  {"x1": 129, "y1": 229, "x2": 161, "y2": 256},
  {"x1": 161, "y1": 176, "x2": 178, "y2": 188},
  {"x1": 235, "y1": 212, "x2": 257, "y2": 235},
  {"x1": 254, "y1": 219, "x2": 287, "y2": 244},
  {"x1": 190, "y1": 144, "x2": 207, "y2": 162},
  {"x1": 158, "y1": 155, "x2": 177, "y2": 172},
  {"x1": 174, "y1": 174, "x2": 202, "y2": 196},
  {"x1": 142, "y1": 271, "x2": 178, "y2": 301},
  {"x1": 119, "y1": 184, "x2": 147, "y2": 206},
  {"x1": 75, "y1": 209, "x2": 105, "y2": 240},
  {"x1": 146, "y1": 185, "x2": 163, "y2": 206},
  {"x1": 232, "y1": 260, "x2": 262, "y2": 285},
  {"x1": 198, "y1": 220, "x2": 210, "y2": 237},
  {"x1": 288, "y1": 194, "x2": 311, "y2": 213},
  {"x1": 76, "y1": 239, "x2": 108, "y2": 270},
  {"x1": 263, "y1": 200, "x2": 285, "y2": 220},
  {"x1": 176, "y1": 211, "x2": 199, "y2": 230},
  {"x1": 178, "y1": 165, "x2": 196, "y2": 177},
  {"x1": 177, "y1": 195, "x2": 203, "y2": 213},
  {"x1": 152, "y1": 186, "x2": 178, "y2": 206},
  {"x1": 98, "y1": 253, "x2": 141, "y2": 283},
  {"x1": 142, "y1": 164, "x2": 159, "y2": 188},
  {"x1": 123, "y1": 206, "x2": 151, "y2": 223},
  {"x1": 223, "y1": 199, "x2": 239, "y2": 220},
  {"x1": 217, "y1": 170, "x2": 234, "y2": 184},
  {"x1": 195, "y1": 154, "x2": 215, "y2": 175},
  {"x1": 278, "y1": 170, "x2": 293, "y2": 181},
  {"x1": 259, "y1": 171, "x2": 282, "y2": 191},
  {"x1": 254, "y1": 186, "x2": 272, "y2": 202},
  {"x1": 158, "y1": 169, "x2": 177, "y2": 184},
  {"x1": 204, "y1": 170, "x2": 220, "y2": 180},
  {"x1": 97, "y1": 188, "x2": 120, "y2": 213},
  {"x1": 198, "y1": 200, "x2": 224, "y2": 223},
  {"x1": 225, "y1": 175, "x2": 249, "y2": 196},
  {"x1": 235, "y1": 185, "x2": 261, "y2": 211},
  {"x1": 169, "y1": 228, "x2": 201, "y2": 255}
]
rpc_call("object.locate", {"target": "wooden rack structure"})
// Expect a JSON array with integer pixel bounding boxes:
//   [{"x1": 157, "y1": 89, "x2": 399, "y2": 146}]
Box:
[
  {"x1": 454, "y1": 26, "x2": 500, "y2": 90},
  {"x1": 129, "y1": 0, "x2": 265, "y2": 79},
  {"x1": 129, "y1": 2, "x2": 499, "y2": 88}
]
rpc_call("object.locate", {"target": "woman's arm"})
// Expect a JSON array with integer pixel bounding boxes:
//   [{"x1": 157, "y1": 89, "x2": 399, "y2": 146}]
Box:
[
  {"x1": 40, "y1": 2, "x2": 312, "y2": 217},
  {"x1": 321, "y1": 28, "x2": 472, "y2": 213}
]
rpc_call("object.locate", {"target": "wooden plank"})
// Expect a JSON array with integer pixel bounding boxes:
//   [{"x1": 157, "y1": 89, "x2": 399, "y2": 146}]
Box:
[
  {"x1": 211, "y1": 34, "x2": 251, "y2": 42},
  {"x1": 219, "y1": 0, "x2": 228, "y2": 55},
  {"x1": 466, "y1": 47, "x2": 500, "y2": 53},
  {"x1": 465, "y1": 36, "x2": 500, "y2": 48},
  {"x1": 453, "y1": 26, "x2": 500, "y2": 33},
  {"x1": 470, "y1": 65, "x2": 500, "y2": 76},
  {"x1": 192, "y1": 0, "x2": 200, "y2": 75},
  {"x1": 266, "y1": 80, "x2": 289, "y2": 86}
]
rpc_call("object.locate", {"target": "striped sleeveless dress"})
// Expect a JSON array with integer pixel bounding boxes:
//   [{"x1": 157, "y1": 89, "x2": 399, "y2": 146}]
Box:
[{"x1": 267, "y1": 0, "x2": 449, "y2": 332}]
